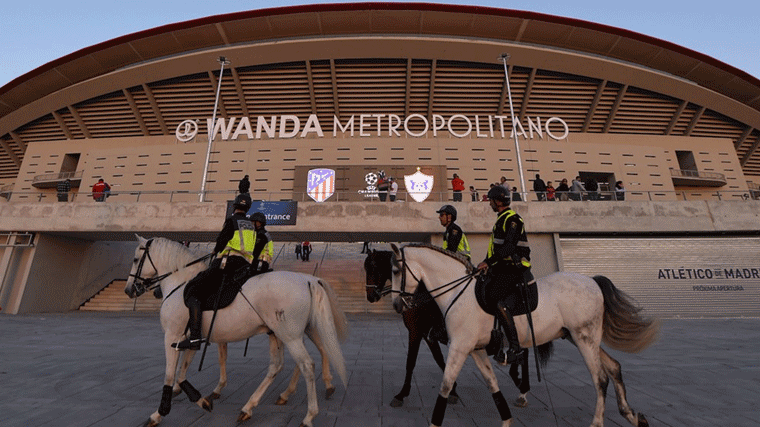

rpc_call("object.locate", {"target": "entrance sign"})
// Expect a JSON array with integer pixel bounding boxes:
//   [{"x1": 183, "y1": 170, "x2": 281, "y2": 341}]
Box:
[
  {"x1": 307, "y1": 168, "x2": 335, "y2": 202},
  {"x1": 405, "y1": 168, "x2": 434, "y2": 202},
  {"x1": 226, "y1": 201, "x2": 298, "y2": 225}
]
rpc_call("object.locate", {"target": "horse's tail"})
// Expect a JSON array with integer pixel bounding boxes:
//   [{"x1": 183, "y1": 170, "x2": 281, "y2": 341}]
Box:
[
  {"x1": 317, "y1": 279, "x2": 349, "y2": 343},
  {"x1": 309, "y1": 280, "x2": 348, "y2": 387},
  {"x1": 593, "y1": 275, "x2": 660, "y2": 353}
]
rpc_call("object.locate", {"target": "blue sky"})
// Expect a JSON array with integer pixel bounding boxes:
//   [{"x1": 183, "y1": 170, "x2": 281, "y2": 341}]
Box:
[{"x1": 2, "y1": 0, "x2": 758, "y2": 87}]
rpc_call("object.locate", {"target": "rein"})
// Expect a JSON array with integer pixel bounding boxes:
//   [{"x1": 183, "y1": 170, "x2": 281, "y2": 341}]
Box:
[
  {"x1": 129, "y1": 238, "x2": 214, "y2": 295},
  {"x1": 392, "y1": 246, "x2": 477, "y2": 319}
]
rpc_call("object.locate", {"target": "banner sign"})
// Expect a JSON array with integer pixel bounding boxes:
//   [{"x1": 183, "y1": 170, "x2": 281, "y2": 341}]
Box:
[
  {"x1": 307, "y1": 168, "x2": 335, "y2": 202},
  {"x1": 226, "y1": 200, "x2": 298, "y2": 225}
]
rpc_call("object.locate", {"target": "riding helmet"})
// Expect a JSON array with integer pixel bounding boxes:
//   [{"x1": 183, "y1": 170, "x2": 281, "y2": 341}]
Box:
[
  {"x1": 487, "y1": 185, "x2": 510, "y2": 204},
  {"x1": 250, "y1": 211, "x2": 267, "y2": 225},
  {"x1": 436, "y1": 204, "x2": 457, "y2": 221},
  {"x1": 233, "y1": 193, "x2": 252, "y2": 210}
]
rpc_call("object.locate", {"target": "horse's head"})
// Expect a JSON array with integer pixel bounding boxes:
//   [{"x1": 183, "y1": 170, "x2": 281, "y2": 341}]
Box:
[
  {"x1": 124, "y1": 235, "x2": 159, "y2": 298},
  {"x1": 364, "y1": 249, "x2": 393, "y2": 303}
]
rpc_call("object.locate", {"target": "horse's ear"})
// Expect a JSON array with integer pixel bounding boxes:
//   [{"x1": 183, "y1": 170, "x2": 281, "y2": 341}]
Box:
[
  {"x1": 390, "y1": 243, "x2": 401, "y2": 257},
  {"x1": 135, "y1": 234, "x2": 146, "y2": 245}
]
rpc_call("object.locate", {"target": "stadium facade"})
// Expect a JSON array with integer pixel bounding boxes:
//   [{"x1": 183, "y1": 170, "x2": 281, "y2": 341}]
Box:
[{"x1": 1, "y1": 3, "x2": 759, "y2": 316}]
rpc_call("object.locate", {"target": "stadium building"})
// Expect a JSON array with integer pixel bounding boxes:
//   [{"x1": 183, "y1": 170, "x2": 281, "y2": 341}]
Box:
[{"x1": 1, "y1": 3, "x2": 759, "y2": 316}]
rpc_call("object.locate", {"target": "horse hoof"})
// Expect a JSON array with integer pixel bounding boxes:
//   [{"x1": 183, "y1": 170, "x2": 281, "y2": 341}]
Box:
[
  {"x1": 209, "y1": 392, "x2": 221, "y2": 400},
  {"x1": 447, "y1": 394, "x2": 459, "y2": 405},
  {"x1": 143, "y1": 418, "x2": 159, "y2": 427},
  {"x1": 389, "y1": 398, "x2": 404, "y2": 407},
  {"x1": 513, "y1": 396, "x2": 528, "y2": 408},
  {"x1": 237, "y1": 411, "x2": 251, "y2": 423},
  {"x1": 325, "y1": 386, "x2": 336, "y2": 400},
  {"x1": 637, "y1": 413, "x2": 649, "y2": 427},
  {"x1": 275, "y1": 396, "x2": 288, "y2": 405},
  {"x1": 200, "y1": 398, "x2": 213, "y2": 412}
]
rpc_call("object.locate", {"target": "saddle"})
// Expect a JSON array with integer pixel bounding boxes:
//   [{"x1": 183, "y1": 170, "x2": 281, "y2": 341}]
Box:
[
  {"x1": 199, "y1": 267, "x2": 271, "y2": 311},
  {"x1": 475, "y1": 271, "x2": 538, "y2": 317}
]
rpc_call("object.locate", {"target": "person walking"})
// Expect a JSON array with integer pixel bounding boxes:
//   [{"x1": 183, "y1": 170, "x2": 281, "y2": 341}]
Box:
[
  {"x1": 301, "y1": 241, "x2": 312, "y2": 261},
  {"x1": 477, "y1": 185, "x2": 534, "y2": 365},
  {"x1": 533, "y1": 173, "x2": 547, "y2": 201},
  {"x1": 451, "y1": 173, "x2": 465, "y2": 202}
]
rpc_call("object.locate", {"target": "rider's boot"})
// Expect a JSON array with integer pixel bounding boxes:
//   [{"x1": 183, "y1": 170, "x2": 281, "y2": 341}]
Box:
[
  {"x1": 172, "y1": 297, "x2": 204, "y2": 350},
  {"x1": 494, "y1": 302, "x2": 524, "y2": 365}
]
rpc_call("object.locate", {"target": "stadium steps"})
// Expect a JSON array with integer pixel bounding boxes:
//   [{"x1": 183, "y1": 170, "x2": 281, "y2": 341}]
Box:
[{"x1": 79, "y1": 279, "x2": 162, "y2": 311}]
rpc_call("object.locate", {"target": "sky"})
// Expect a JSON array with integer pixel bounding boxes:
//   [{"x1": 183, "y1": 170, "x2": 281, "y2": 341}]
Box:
[{"x1": 2, "y1": 0, "x2": 759, "y2": 88}]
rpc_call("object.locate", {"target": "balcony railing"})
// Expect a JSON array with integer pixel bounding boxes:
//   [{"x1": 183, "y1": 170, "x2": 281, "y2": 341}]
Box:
[
  {"x1": 31, "y1": 171, "x2": 84, "y2": 189},
  {"x1": 1, "y1": 189, "x2": 758, "y2": 203},
  {"x1": 670, "y1": 168, "x2": 726, "y2": 187}
]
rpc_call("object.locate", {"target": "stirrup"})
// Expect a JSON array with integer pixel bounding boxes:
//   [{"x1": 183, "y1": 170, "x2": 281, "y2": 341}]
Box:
[
  {"x1": 494, "y1": 347, "x2": 525, "y2": 365},
  {"x1": 171, "y1": 338, "x2": 204, "y2": 351}
]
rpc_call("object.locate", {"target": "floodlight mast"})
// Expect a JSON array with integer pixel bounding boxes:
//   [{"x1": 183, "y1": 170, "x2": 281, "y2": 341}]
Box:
[
  {"x1": 500, "y1": 53, "x2": 527, "y2": 199},
  {"x1": 200, "y1": 56, "x2": 230, "y2": 202}
]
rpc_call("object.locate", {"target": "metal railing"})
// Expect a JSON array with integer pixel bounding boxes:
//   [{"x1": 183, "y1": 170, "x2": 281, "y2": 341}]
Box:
[
  {"x1": 670, "y1": 168, "x2": 726, "y2": 180},
  {"x1": 32, "y1": 170, "x2": 84, "y2": 184},
  {"x1": 1, "y1": 188, "x2": 759, "y2": 203}
]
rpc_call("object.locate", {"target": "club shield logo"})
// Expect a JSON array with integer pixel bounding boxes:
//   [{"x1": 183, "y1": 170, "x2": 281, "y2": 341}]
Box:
[
  {"x1": 307, "y1": 168, "x2": 335, "y2": 202},
  {"x1": 404, "y1": 169, "x2": 434, "y2": 202}
]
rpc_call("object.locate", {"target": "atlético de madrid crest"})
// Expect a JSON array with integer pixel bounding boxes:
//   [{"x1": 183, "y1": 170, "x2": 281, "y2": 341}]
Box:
[
  {"x1": 404, "y1": 167, "x2": 434, "y2": 202},
  {"x1": 307, "y1": 168, "x2": 335, "y2": 202}
]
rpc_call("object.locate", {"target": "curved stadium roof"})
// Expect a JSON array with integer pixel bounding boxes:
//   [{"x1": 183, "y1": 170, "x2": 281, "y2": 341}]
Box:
[{"x1": 2, "y1": 2, "x2": 760, "y2": 182}]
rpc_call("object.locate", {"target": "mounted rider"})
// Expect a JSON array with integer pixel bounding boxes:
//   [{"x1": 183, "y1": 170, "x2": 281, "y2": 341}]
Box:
[
  {"x1": 250, "y1": 211, "x2": 273, "y2": 274},
  {"x1": 436, "y1": 205, "x2": 471, "y2": 260},
  {"x1": 172, "y1": 193, "x2": 262, "y2": 350},
  {"x1": 477, "y1": 185, "x2": 534, "y2": 365}
]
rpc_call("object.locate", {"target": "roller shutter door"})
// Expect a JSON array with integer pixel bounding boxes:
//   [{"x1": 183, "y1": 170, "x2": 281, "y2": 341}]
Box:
[{"x1": 559, "y1": 237, "x2": 760, "y2": 318}]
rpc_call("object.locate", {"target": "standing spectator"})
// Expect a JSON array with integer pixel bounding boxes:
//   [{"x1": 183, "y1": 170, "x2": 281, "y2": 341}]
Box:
[
  {"x1": 57, "y1": 179, "x2": 71, "y2": 202},
  {"x1": 570, "y1": 176, "x2": 585, "y2": 201},
  {"x1": 499, "y1": 176, "x2": 512, "y2": 201},
  {"x1": 238, "y1": 175, "x2": 250, "y2": 194},
  {"x1": 451, "y1": 173, "x2": 465, "y2": 202},
  {"x1": 615, "y1": 181, "x2": 626, "y2": 201},
  {"x1": 301, "y1": 241, "x2": 312, "y2": 261},
  {"x1": 91, "y1": 178, "x2": 110, "y2": 202},
  {"x1": 533, "y1": 173, "x2": 547, "y2": 201},
  {"x1": 469, "y1": 185, "x2": 479, "y2": 202},
  {"x1": 586, "y1": 177, "x2": 599, "y2": 201},
  {"x1": 511, "y1": 187, "x2": 522, "y2": 202},
  {"x1": 377, "y1": 171, "x2": 388, "y2": 202},
  {"x1": 556, "y1": 178, "x2": 570, "y2": 201},
  {"x1": 295, "y1": 242, "x2": 301, "y2": 260},
  {"x1": 389, "y1": 177, "x2": 398, "y2": 202},
  {"x1": 546, "y1": 181, "x2": 556, "y2": 201},
  {"x1": 361, "y1": 241, "x2": 371, "y2": 254}
]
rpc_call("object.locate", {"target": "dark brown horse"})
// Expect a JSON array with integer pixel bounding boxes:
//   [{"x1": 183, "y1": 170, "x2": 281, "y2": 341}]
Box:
[{"x1": 364, "y1": 250, "x2": 530, "y2": 407}]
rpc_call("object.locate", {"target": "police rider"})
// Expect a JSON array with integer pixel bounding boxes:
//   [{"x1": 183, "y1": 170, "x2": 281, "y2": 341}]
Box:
[
  {"x1": 250, "y1": 211, "x2": 273, "y2": 274},
  {"x1": 436, "y1": 205, "x2": 471, "y2": 260},
  {"x1": 172, "y1": 193, "x2": 261, "y2": 350},
  {"x1": 476, "y1": 185, "x2": 533, "y2": 365}
]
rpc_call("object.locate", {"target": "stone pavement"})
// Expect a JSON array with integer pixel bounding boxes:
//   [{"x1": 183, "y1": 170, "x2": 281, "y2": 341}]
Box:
[{"x1": 0, "y1": 312, "x2": 757, "y2": 427}]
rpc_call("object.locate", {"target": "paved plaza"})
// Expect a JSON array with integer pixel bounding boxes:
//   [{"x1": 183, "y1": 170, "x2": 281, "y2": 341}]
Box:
[{"x1": 0, "y1": 312, "x2": 758, "y2": 427}]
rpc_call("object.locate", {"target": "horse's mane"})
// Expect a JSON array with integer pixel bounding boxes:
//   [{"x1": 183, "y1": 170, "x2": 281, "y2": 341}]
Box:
[
  {"x1": 148, "y1": 237, "x2": 207, "y2": 272},
  {"x1": 403, "y1": 243, "x2": 474, "y2": 273}
]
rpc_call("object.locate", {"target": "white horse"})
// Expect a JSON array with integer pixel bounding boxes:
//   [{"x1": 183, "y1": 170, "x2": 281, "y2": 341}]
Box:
[
  {"x1": 389, "y1": 243, "x2": 659, "y2": 427},
  {"x1": 124, "y1": 236, "x2": 348, "y2": 427}
]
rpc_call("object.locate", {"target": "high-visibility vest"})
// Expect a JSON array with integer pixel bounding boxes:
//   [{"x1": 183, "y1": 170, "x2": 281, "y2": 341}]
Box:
[
  {"x1": 487, "y1": 209, "x2": 531, "y2": 268},
  {"x1": 219, "y1": 219, "x2": 256, "y2": 263},
  {"x1": 443, "y1": 229, "x2": 471, "y2": 259}
]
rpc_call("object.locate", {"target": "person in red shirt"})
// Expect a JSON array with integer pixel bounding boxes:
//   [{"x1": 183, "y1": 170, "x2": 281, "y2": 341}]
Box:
[
  {"x1": 92, "y1": 178, "x2": 110, "y2": 202},
  {"x1": 451, "y1": 173, "x2": 465, "y2": 202}
]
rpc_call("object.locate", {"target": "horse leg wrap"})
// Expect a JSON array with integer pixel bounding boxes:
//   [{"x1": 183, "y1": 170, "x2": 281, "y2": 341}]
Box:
[
  {"x1": 179, "y1": 380, "x2": 201, "y2": 403},
  {"x1": 158, "y1": 385, "x2": 173, "y2": 416},
  {"x1": 492, "y1": 391, "x2": 512, "y2": 421},
  {"x1": 431, "y1": 394, "x2": 448, "y2": 426}
]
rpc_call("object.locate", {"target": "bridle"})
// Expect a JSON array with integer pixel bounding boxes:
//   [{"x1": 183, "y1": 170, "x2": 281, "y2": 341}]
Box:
[
  {"x1": 391, "y1": 246, "x2": 478, "y2": 318},
  {"x1": 128, "y1": 238, "x2": 213, "y2": 297},
  {"x1": 364, "y1": 251, "x2": 393, "y2": 301}
]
